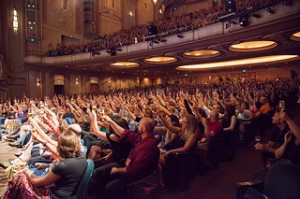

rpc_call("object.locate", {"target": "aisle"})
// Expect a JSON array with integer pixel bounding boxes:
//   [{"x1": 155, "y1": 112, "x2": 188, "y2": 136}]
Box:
[
  {"x1": 159, "y1": 143, "x2": 263, "y2": 199},
  {"x1": 0, "y1": 140, "x2": 19, "y2": 197}
]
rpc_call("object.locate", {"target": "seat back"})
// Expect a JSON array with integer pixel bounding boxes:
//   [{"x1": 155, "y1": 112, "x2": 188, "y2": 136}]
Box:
[
  {"x1": 75, "y1": 159, "x2": 95, "y2": 199},
  {"x1": 128, "y1": 171, "x2": 159, "y2": 199},
  {"x1": 264, "y1": 163, "x2": 300, "y2": 199}
]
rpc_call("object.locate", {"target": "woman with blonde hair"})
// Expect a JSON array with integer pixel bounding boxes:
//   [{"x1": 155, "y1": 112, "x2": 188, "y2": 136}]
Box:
[{"x1": 157, "y1": 113, "x2": 199, "y2": 189}]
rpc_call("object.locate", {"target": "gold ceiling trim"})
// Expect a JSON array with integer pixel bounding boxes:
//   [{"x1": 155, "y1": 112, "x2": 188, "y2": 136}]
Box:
[
  {"x1": 176, "y1": 55, "x2": 299, "y2": 71},
  {"x1": 290, "y1": 31, "x2": 300, "y2": 41},
  {"x1": 144, "y1": 56, "x2": 177, "y2": 64},
  {"x1": 229, "y1": 41, "x2": 278, "y2": 52},
  {"x1": 109, "y1": 62, "x2": 140, "y2": 69},
  {"x1": 183, "y1": 50, "x2": 221, "y2": 58}
]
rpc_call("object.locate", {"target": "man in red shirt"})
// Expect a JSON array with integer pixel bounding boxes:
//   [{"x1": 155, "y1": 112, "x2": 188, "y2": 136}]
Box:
[{"x1": 88, "y1": 116, "x2": 159, "y2": 198}]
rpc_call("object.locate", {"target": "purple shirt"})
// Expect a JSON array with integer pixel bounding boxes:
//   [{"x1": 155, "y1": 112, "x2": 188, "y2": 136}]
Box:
[{"x1": 122, "y1": 130, "x2": 159, "y2": 179}]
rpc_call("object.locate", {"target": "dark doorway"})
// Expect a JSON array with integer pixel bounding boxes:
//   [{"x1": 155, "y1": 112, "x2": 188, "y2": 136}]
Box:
[
  {"x1": 54, "y1": 85, "x2": 65, "y2": 95},
  {"x1": 90, "y1": 83, "x2": 99, "y2": 94}
]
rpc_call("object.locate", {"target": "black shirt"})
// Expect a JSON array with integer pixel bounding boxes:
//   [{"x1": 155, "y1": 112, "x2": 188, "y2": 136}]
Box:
[
  {"x1": 270, "y1": 125, "x2": 289, "y2": 147},
  {"x1": 49, "y1": 156, "x2": 87, "y2": 198}
]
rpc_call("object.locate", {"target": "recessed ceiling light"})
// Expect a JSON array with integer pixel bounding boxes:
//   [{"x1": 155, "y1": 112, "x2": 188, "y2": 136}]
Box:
[
  {"x1": 176, "y1": 55, "x2": 299, "y2": 71},
  {"x1": 290, "y1": 31, "x2": 300, "y2": 41},
  {"x1": 229, "y1": 41, "x2": 278, "y2": 52},
  {"x1": 144, "y1": 56, "x2": 177, "y2": 64},
  {"x1": 109, "y1": 62, "x2": 139, "y2": 69},
  {"x1": 183, "y1": 50, "x2": 221, "y2": 58}
]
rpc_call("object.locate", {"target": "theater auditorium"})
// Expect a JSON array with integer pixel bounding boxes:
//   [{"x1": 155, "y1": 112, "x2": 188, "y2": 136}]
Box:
[{"x1": 0, "y1": 0, "x2": 300, "y2": 198}]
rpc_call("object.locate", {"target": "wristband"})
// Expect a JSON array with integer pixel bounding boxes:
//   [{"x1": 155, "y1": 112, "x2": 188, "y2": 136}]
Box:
[
  {"x1": 43, "y1": 141, "x2": 48, "y2": 146},
  {"x1": 282, "y1": 143, "x2": 287, "y2": 147}
]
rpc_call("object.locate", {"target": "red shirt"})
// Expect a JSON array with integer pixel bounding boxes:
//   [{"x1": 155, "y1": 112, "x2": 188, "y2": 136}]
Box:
[
  {"x1": 122, "y1": 130, "x2": 159, "y2": 180},
  {"x1": 206, "y1": 118, "x2": 222, "y2": 137}
]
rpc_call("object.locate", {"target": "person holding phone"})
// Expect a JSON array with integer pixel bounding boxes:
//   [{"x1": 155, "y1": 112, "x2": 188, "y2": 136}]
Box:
[
  {"x1": 255, "y1": 110, "x2": 289, "y2": 168},
  {"x1": 274, "y1": 106, "x2": 300, "y2": 166}
]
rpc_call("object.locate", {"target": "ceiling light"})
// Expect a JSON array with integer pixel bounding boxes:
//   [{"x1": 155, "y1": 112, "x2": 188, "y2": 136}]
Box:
[
  {"x1": 144, "y1": 56, "x2": 177, "y2": 64},
  {"x1": 229, "y1": 41, "x2": 278, "y2": 52},
  {"x1": 183, "y1": 50, "x2": 221, "y2": 58},
  {"x1": 290, "y1": 31, "x2": 300, "y2": 41},
  {"x1": 176, "y1": 55, "x2": 299, "y2": 71},
  {"x1": 109, "y1": 62, "x2": 139, "y2": 69}
]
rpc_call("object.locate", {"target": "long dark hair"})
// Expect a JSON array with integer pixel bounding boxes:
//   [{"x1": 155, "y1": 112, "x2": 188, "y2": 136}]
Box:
[{"x1": 225, "y1": 104, "x2": 236, "y2": 122}]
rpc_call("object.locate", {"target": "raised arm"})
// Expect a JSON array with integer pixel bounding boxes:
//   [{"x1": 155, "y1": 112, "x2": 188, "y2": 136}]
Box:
[
  {"x1": 158, "y1": 114, "x2": 181, "y2": 134},
  {"x1": 103, "y1": 115, "x2": 126, "y2": 138}
]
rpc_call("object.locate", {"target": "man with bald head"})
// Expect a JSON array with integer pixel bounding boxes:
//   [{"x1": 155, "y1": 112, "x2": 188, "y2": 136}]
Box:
[{"x1": 88, "y1": 116, "x2": 159, "y2": 198}]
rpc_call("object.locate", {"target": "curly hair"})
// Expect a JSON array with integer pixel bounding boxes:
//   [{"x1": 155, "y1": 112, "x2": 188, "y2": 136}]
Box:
[{"x1": 57, "y1": 130, "x2": 81, "y2": 158}]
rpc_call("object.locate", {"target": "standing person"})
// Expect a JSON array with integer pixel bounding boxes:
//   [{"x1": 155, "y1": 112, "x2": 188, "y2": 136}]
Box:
[
  {"x1": 88, "y1": 116, "x2": 160, "y2": 199},
  {"x1": 222, "y1": 104, "x2": 239, "y2": 160},
  {"x1": 202, "y1": 105, "x2": 222, "y2": 169}
]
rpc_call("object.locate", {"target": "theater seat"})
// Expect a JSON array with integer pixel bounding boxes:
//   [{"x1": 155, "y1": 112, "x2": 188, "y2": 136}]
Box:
[
  {"x1": 127, "y1": 171, "x2": 159, "y2": 199},
  {"x1": 243, "y1": 163, "x2": 300, "y2": 199}
]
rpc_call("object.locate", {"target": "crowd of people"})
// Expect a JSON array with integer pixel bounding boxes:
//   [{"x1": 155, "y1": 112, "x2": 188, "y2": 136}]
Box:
[
  {"x1": 0, "y1": 76, "x2": 299, "y2": 198},
  {"x1": 46, "y1": 0, "x2": 285, "y2": 57}
]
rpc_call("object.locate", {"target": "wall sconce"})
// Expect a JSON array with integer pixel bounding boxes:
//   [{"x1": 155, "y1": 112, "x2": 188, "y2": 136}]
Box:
[
  {"x1": 75, "y1": 78, "x2": 79, "y2": 85},
  {"x1": 159, "y1": 8, "x2": 163, "y2": 14},
  {"x1": 13, "y1": 8, "x2": 18, "y2": 32},
  {"x1": 137, "y1": 77, "x2": 140, "y2": 83},
  {"x1": 153, "y1": 0, "x2": 158, "y2": 5},
  {"x1": 108, "y1": 78, "x2": 111, "y2": 84},
  {"x1": 36, "y1": 79, "x2": 40, "y2": 86},
  {"x1": 128, "y1": 11, "x2": 133, "y2": 17}
]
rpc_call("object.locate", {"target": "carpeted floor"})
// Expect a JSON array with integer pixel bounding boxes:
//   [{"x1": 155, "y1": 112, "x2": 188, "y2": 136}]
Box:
[
  {"x1": 158, "y1": 142, "x2": 264, "y2": 199},
  {"x1": 0, "y1": 138, "x2": 264, "y2": 199},
  {"x1": 0, "y1": 139, "x2": 19, "y2": 197}
]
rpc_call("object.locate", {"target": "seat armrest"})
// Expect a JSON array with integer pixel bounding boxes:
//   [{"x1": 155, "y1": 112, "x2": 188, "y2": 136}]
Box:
[
  {"x1": 236, "y1": 180, "x2": 264, "y2": 199},
  {"x1": 244, "y1": 187, "x2": 268, "y2": 199}
]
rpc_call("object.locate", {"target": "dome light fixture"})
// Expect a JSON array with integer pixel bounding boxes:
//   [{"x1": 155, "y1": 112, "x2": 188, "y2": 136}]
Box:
[
  {"x1": 176, "y1": 55, "x2": 299, "y2": 71},
  {"x1": 183, "y1": 50, "x2": 221, "y2": 58},
  {"x1": 229, "y1": 41, "x2": 278, "y2": 52},
  {"x1": 109, "y1": 62, "x2": 139, "y2": 69},
  {"x1": 290, "y1": 31, "x2": 300, "y2": 41},
  {"x1": 144, "y1": 56, "x2": 177, "y2": 64}
]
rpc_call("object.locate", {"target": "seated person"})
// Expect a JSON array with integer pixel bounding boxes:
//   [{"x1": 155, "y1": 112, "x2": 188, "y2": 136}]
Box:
[
  {"x1": 4, "y1": 130, "x2": 87, "y2": 199},
  {"x1": 274, "y1": 108, "x2": 300, "y2": 166},
  {"x1": 88, "y1": 116, "x2": 159, "y2": 198},
  {"x1": 255, "y1": 111, "x2": 289, "y2": 168},
  {"x1": 88, "y1": 111, "x2": 132, "y2": 168},
  {"x1": 157, "y1": 113, "x2": 199, "y2": 189}
]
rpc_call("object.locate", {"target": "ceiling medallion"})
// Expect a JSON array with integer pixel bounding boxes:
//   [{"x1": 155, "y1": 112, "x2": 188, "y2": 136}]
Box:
[
  {"x1": 229, "y1": 41, "x2": 278, "y2": 52},
  {"x1": 176, "y1": 55, "x2": 299, "y2": 71}
]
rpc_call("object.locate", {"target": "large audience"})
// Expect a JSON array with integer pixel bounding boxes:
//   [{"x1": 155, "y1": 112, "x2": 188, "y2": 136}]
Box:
[
  {"x1": 46, "y1": 0, "x2": 286, "y2": 57},
  {"x1": 0, "y1": 76, "x2": 299, "y2": 198}
]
